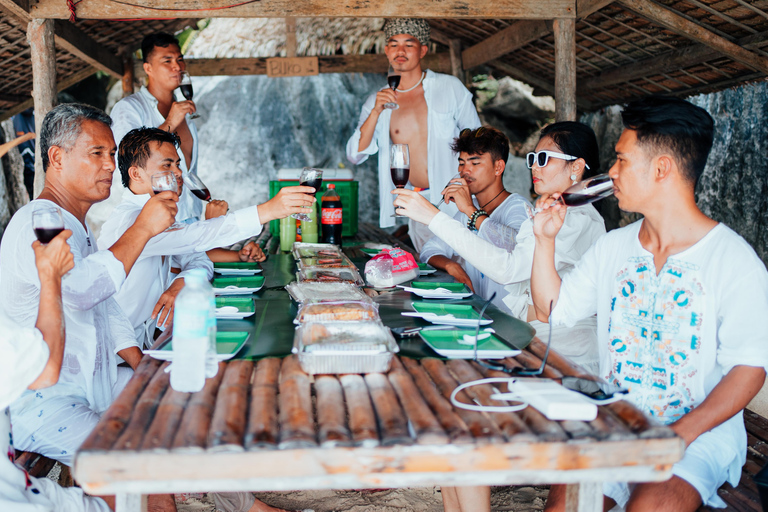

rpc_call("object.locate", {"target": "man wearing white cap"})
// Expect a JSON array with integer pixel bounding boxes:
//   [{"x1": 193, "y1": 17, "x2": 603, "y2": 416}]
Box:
[{"x1": 346, "y1": 18, "x2": 481, "y2": 251}]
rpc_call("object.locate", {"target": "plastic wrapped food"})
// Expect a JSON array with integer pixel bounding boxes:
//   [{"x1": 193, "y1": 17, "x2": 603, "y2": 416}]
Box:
[
  {"x1": 364, "y1": 248, "x2": 420, "y2": 288},
  {"x1": 292, "y1": 242, "x2": 343, "y2": 260},
  {"x1": 295, "y1": 301, "x2": 379, "y2": 323},
  {"x1": 297, "y1": 267, "x2": 365, "y2": 286},
  {"x1": 292, "y1": 321, "x2": 398, "y2": 374},
  {"x1": 285, "y1": 281, "x2": 372, "y2": 304}
]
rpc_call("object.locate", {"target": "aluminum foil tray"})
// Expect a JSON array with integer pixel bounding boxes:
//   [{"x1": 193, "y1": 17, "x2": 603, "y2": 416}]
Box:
[
  {"x1": 292, "y1": 321, "x2": 398, "y2": 374},
  {"x1": 285, "y1": 281, "x2": 372, "y2": 304},
  {"x1": 294, "y1": 301, "x2": 380, "y2": 324}
]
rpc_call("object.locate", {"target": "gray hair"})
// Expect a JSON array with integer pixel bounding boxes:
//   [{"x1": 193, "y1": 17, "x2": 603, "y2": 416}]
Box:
[{"x1": 40, "y1": 103, "x2": 112, "y2": 172}]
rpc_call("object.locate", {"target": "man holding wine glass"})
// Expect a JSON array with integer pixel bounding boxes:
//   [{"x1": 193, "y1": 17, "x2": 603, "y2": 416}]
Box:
[{"x1": 346, "y1": 18, "x2": 481, "y2": 251}]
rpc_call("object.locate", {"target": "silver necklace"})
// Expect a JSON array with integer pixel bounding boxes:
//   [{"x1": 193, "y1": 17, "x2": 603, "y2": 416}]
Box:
[{"x1": 397, "y1": 72, "x2": 425, "y2": 93}]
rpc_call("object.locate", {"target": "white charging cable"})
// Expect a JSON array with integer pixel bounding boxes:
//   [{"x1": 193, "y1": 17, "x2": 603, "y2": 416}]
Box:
[{"x1": 450, "y1": 377, "x2": 529, "y2": 413}]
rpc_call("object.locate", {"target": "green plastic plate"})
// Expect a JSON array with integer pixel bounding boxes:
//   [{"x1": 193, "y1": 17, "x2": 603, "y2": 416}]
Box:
[
  {"x1": 213, "y1": 262, "x2": 261, "y2": 270},
  {"x1": 409, "y1": 281, "x2": 469, "y2": 293},
  {"x1": 212, "y1": 275, "x2": 265, "y2": 289},
  {"x1": 159, "y1": 331, "x2": 249, "y2": 360},
  {"x1": 411, "y1": 301, "x2": 485, "y2": 320},
  {"x1": 418, "y1": 329, "x2": 520, "y2": 359}
]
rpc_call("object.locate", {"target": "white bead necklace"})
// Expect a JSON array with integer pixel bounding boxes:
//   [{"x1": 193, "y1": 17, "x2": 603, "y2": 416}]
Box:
[{"x1": 396, "y1": 71, "x2": 426, "y2": 93}]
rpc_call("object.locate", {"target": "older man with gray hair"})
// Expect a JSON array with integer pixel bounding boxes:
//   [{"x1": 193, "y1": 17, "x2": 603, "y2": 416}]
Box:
[
  {"x1": 0, "y1": 103, "x2": 178, "y2": 473},
  {"x1": 346, "y1": 18, "x2": 481, "y2": 251}
]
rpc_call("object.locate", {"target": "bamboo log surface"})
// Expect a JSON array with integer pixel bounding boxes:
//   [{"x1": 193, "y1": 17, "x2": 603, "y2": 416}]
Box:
[
  {"x1": 277, "y1": 355, "x2": 317, "y2": 449},
  {"x1": 208, "y1": 361, "x2": 254, "y2": 451},
  {"x1": 245, "y1": 358, "x2": 281, "y2": 449},
  {"x1": 112, "y1": 361, "x2": 171, "y2": 450},
  {"x1": 364, "y1": 372, "x2": 413, "y2": 446},
  {"x1": 171, "y1": 364, "x2": 226, "y2": 452},
  {"x1": 314, "y1": 375, "x2": 352, "y2": 447},
  {"x1": 339, "y1": 374, "x2": 380, "y2": 447}
]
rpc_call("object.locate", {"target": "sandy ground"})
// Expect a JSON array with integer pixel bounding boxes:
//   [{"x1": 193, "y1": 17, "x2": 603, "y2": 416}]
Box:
[{"x1": 174, "y1": 487, "x2": 549, "y2": 512}]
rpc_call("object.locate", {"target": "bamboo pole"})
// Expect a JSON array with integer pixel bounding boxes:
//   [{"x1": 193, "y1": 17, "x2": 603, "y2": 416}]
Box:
[
  {"x1": 554, "y1": 18, "x2": 577, "y2": 122},
  {"x1": 28, "y1": 18, "x2": 56, "y2": 198}
]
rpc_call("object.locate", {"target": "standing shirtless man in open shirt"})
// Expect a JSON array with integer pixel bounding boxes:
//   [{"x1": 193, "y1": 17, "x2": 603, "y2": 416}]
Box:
[{"x1": 346, "y1": 18, "x2": 480, "y2": 251}]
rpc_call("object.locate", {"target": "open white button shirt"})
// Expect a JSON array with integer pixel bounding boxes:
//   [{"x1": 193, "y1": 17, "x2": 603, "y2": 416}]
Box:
[
  {"x1": 110, "y1": 86, "x2": 203, "y2": 223},
  {"x1": 346, "y1": 70, "x2": 481, "y2": 228},
  {"x1": 98, "y1": 190, "x2": 264, "y2": 347}
]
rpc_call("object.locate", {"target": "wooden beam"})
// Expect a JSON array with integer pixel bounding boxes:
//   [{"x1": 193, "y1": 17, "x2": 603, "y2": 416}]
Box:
[
  {"x1": 487, "y1": 59, "x2": 593, "y2": 110},
  {"x1": 184, "y1": 53, "x2": 453, "y2": 77},
  {"x1": 554, "y1": 18, "x2": 577, "y2": 121},
  {"x1": 122, "y1": 53, "x2": 134, "y2": 97},
  {"x1": 579, "y1": 29, "x2": 768, "y2": 95},
  {"x1": 285, "y1": 18, "x2": 297, "y2": 58},
  {"x1": 449, "y1": 39, "x2": 463, "y2": 81},
  {"x1": 0, "y1": 0, "x2": 29, "y2": 20},
  {"x1": 617, "y1": 0, "x2": 768, "y2": 75},
  {"x1": 0, "y1": 66, "x2": 97, "y2": 122},
  {"x1": 28, "y1": 18, "x2": 56, "y2": 197},
  {"x1": 576, "y1": 0, "x2": 616, "y2": 17},
  {"x1": 29, "y1": 0, "x2": 576, "y2": 19}
]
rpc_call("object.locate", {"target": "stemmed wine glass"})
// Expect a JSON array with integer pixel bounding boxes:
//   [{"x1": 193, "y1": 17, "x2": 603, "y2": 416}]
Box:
[
  {"x1": 390, "y1": 144, "x2": 409, "y2": 217},
  {"x1": 179, "y1": 71, "x2": 200, "y2": 120},
  {"x1": 183, "y1": 173, "x2": 212, "y2": 202},
  {"x1": 434, "y1": 172, "x2": 463, "y2": 208},
  {"x1": 531, "y1": 173, "x2": 614, "y2": 217},
  {"x1": 32, "y1": 205, "x2": 64, "y2": 244},
  {"x1": 292, "y1": 167, "x2": 323, "y2": 221},
  {"x1": 383, "y1": 66, "x2": 400, "y2": 110},
  {"x1": 151, "y1": 171, "x2": 185, "y2": 231}
]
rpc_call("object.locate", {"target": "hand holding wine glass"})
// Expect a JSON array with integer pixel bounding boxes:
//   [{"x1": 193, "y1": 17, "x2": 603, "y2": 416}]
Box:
[
  {"x1": 292, "y1": 167, "x2": 323, "y2": 222},
  {"x1": 383, "y1": 66, "x2": 400, "y2": 110},
  {"x1": 531, "y1": 173, "x2": 614, "y2": 217},
  {"x1": 183, "y1": 173, "x2": 212, "y2": 202},
  {"x1": 32, "y1": 205, "x2": 65, "y2": 244},
  {"x1": 32, "y1": 228, "x2": 74, "y2": 281},
  {"x1": 151, "y1": 171, "x2": 185, "y2": 231},
  {"x1": 179, "y1": 71, "x2": 200, "y2": 120}
]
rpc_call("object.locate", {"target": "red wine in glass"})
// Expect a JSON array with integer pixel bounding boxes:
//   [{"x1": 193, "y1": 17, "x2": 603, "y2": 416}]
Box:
[
  {"x1": 34, "y1": 227, "x2": 64, "y2": 244},
  {"x1": 387, "y1": 75, "x2": 401, "y2": 91},
  {"x1": 300, "y1": 177, "x2": 323, "y2": 191},
  {"x1": 391, "y1": 167, "x2": 410, "y2": 188},
  {"x1": 560, "y1": 192, "x2": 607, "y2": 207},
  {"x1": 152, "y1": 188, "x2": 164, "y2": 195},
  {"x1": 180, "y1": 84, "x2": 193, "y2": 101},
  {"x1": 190, "y1": 188, "x2": 211, "y2": 201}
]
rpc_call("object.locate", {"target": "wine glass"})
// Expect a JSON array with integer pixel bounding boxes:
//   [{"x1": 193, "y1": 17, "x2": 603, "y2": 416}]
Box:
[
  {"x1": 531, "y1": 173, "x2": 614, "y2": 217},
  {"x1": 292, "y1": 167, "x2": 323, "y2": 221},
  {"x1": 390, "y1": 144, "x2": 409, "y2": 217},
  {"x1": 383, "y1": 66, "x2": 400, "y2": 110},
  {"x1": 179, "y1": 71, "x2": 200, "y2": 120},
  {"x1": 151, "y1": 171, "x2": 185, "y2": 231},
  {"x1": 434, "y1": 172, "x2": 463, "y2": 208},
  {"x1": 183, "y1": 173, "x2": 212, "y2": 202},
  {"x1": 32, "y1": 205, "x2": 64, "y2": 244}
]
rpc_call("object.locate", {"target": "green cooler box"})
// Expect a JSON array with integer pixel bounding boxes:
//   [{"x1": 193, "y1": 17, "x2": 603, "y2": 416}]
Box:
[{"x1": 269, "y1": 171, "x2": 358, "y2": 238}]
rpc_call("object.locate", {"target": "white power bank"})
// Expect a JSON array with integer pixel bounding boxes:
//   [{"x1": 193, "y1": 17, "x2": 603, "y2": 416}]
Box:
[{"x1": 501, "y1": 378, "x2": 598, "y2": 421}]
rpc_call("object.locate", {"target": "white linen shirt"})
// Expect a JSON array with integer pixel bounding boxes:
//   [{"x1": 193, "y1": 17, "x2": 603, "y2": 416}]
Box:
[
  {"x1": 346, "y1": 70, "x2": 481, "y2": 227},
  {"x1": 110, "y1": 86, "x2": 203, "y2": 222},
  {"x1": 1, "y1": 200, "x2": 137, "y2": 420},
  {"x1": 97, "y1": 190, "x2": 264, "y2": 346},
  {"x1": 420, "y1": 193, "x2": 531, "y2": 313}
]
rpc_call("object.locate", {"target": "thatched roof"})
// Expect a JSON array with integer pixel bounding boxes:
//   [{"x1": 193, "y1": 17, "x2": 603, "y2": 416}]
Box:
[{"x1": 186, "y1": 18, "x2": 387, "y2": 58}]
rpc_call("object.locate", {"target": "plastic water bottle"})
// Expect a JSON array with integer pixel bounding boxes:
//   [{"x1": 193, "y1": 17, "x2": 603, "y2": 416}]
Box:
[{"x1": 171, "y1": 269, "x2": 214, "y2": 392}]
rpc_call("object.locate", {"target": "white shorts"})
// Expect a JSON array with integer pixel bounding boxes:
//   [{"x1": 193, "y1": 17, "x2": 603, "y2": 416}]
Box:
[{"x1": 603, "y1": 426, "x2": 739, "y2": 509}]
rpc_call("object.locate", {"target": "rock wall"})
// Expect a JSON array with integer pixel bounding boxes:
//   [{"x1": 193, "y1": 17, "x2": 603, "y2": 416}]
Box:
[
  {"x1": 0, "y1": 120, "x2": 31, "y2": 240},
  {"x1": 580, "y1": 80, "x2": 768, "y2": 265}
]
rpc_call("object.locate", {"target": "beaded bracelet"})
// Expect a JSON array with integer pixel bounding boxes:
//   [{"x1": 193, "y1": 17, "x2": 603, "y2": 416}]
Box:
[{"x1": 467, "y1": 209, "x2": 488, "y2": 232}]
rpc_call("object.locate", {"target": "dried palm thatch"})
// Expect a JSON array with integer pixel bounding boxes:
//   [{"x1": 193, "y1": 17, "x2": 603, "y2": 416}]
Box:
[{"x1": 186, "y1": 17, "x2": 387, "y2": 59}]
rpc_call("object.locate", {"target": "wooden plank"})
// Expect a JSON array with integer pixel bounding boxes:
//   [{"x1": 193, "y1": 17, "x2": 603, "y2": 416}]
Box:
[
  {"x1": 52, "y1": 20, "x2": 122, "y2": 78},
  {"x1": 170, "y1": 363, "x2": 226, "y2": 452},
  {"x1": 554, "y1": 17, "x2": 577, "y2": 121},
  {"x1": 185, "y1": 53, "x2": 452, "y2": 77},
  {"x1": 0, "y1": 0, "x2": 29, "y2": 21},
  {"x1": 245, "y1": 358, "x2": 281, "y2": 449},
  {"x1": 364, "y1": 372, "x2": 413, "y2": 446},
  {"x1": 277, "y1": 355, "x2": 317, "y2": 449},
  {"x1": 564, "y1": 482, "x2": 603, "y2": 512},
  {"x1": 616, "y1": 0, "x2": 768, "y2": 75},
  {"x1": 113, "y1": 362, "x2": 171, "y2": 451},
  {"x1": 266, "y1": 56, "x2": 318, "y2": 77},
  {"x1": 387, "y1": 357, "x2": 449, "y2": 445},
  {"x1": 606, "y1": 400, "x2": 677, "y2": 439},
  {"x1": 30, "y1": 0, "x2": 577, "y2": 20},
  {"x1": 285, "y1": 17, "x2": 296, "y2": 57},
  {"x1": 420, "y1": 358, "x2": 505, "y2": 443},
  {"x1": 28, "y1": 17, "x2": 56, "y2": 197},
  {"x1": 576, "y1": 0, "x2": 616, "y2": 17},
  {"x1": 462, "y1": 20, "x2": 550, "y2": 70},
  {"x1": 339, "y1": 373, "x2": 380, "y2": 447},
  {"x1": 314, "y1": 375, "x2": 353, "y2": 447},
  {"x1": 208, "y1": 360, "x2": 254, "y2": 452},
  {"x1": 139, "y1": 386, "x2": 191, "y2": 452},
  {"x1": 400, "y1": 357, "x2": 474, "y2": 444},
  {"x1": 79, "y1": 357, "x2": 163, "y2": 452},
  {"x1": 447, "y1": 359, "x2": 538, "y2": 441}
]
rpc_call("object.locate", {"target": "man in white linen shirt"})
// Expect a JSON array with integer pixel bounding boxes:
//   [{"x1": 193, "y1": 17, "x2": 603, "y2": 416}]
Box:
[
  {"x1": 0, "y1": 104, "x2": 178, "y2": 500},
  {"x1": 418, "y1": 126, "x2": 530, "y2": 312},
  {"x1": 99, "y1": 127, "x2": 315, "y2": 348},
  {"x1": 531, "y1": 96, "x2": 768, "y2": 511},
  {"x1": 345, "y1": 18, "x2": 480, "y2": 251}
]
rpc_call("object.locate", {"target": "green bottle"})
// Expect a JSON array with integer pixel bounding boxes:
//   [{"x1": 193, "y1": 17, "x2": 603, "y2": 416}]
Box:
[
  {"x1": 279, "y1": 216, "x2": 296, "y2": 252},
  {"x1": 300, "y1": 201, "x2": 319, "y2": 243}
]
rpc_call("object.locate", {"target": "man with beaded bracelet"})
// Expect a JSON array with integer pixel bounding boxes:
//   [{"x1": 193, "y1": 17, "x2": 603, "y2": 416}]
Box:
[{"x1": 419, "y1": 126, "x2": 531, "y2": 312}]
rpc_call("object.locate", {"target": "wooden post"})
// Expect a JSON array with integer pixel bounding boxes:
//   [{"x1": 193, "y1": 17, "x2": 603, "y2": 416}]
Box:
[
  {"x1": 449, "y1": 38, "x2": 463, "y2": 82},
  {"x1": 122, "y1": 51, "x2": 134, "y2": 97},
  {"x1": 285, "y1": 17, "x2": 297, "y2": 58},
  {"x1": 564, "y1": 482, "x2": 603, "y2": 512},
  {"x1": 28, "y1": 18, "x2": 56, "y2": 198},
  {"x1": 553, "y1": 18, "x2": 577, "y2": 122}
]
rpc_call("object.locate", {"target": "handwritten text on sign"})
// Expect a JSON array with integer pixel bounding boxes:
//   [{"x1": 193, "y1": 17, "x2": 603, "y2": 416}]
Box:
[{"x1": 266, "y1": 57, "x2": 319, "y2": 77}]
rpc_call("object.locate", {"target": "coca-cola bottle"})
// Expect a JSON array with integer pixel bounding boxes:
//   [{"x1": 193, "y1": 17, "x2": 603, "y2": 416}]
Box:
[{"x1": 321, "y1": 184, "x2": 343, "y2": 245}]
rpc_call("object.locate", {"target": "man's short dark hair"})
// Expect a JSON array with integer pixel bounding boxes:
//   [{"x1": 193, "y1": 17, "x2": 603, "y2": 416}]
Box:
[
  {"x1": 40, "y1": 103, "x2": 112, "y2": 172},
  {"x1": 118, "y1": 127, "x2": 180, "y2": 188},
  {"x1": 621, "y1": 96, "x2": 714, "y2": 185},
  {"x1": 451, "y1": 126, "x2": 510, "y2": 168},
  {"x1": 141, "y1": 32, "x2": 180, "y2": 63}
]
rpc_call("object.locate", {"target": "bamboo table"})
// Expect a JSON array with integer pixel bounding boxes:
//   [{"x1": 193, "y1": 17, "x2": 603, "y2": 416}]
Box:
[{"x1": 74, "y1": 338, "x2": 683, "y2": 512}]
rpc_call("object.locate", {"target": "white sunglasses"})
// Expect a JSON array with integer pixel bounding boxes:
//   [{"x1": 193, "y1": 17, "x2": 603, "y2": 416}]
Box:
[{"x1": 526, "y1": 150, "x2": 590, "y2": 170}]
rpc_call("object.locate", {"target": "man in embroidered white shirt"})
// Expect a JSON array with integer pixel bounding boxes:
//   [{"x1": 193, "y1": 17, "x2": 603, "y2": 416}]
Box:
[
  {"x1": 346, "y1": 18, "x2": 481, "y2": 251},
  {"x1": 98, "y1": 127, "x2": 315, "y2": 349},
  {"x1": 531, "y1": 96, "x2": 768, "y2": 511}
]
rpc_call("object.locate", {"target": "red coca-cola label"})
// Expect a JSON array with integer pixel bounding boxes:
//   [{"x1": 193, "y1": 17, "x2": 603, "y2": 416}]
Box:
[{"x1": 321, "y1": 208, "x2": 343, "y2": 224}]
